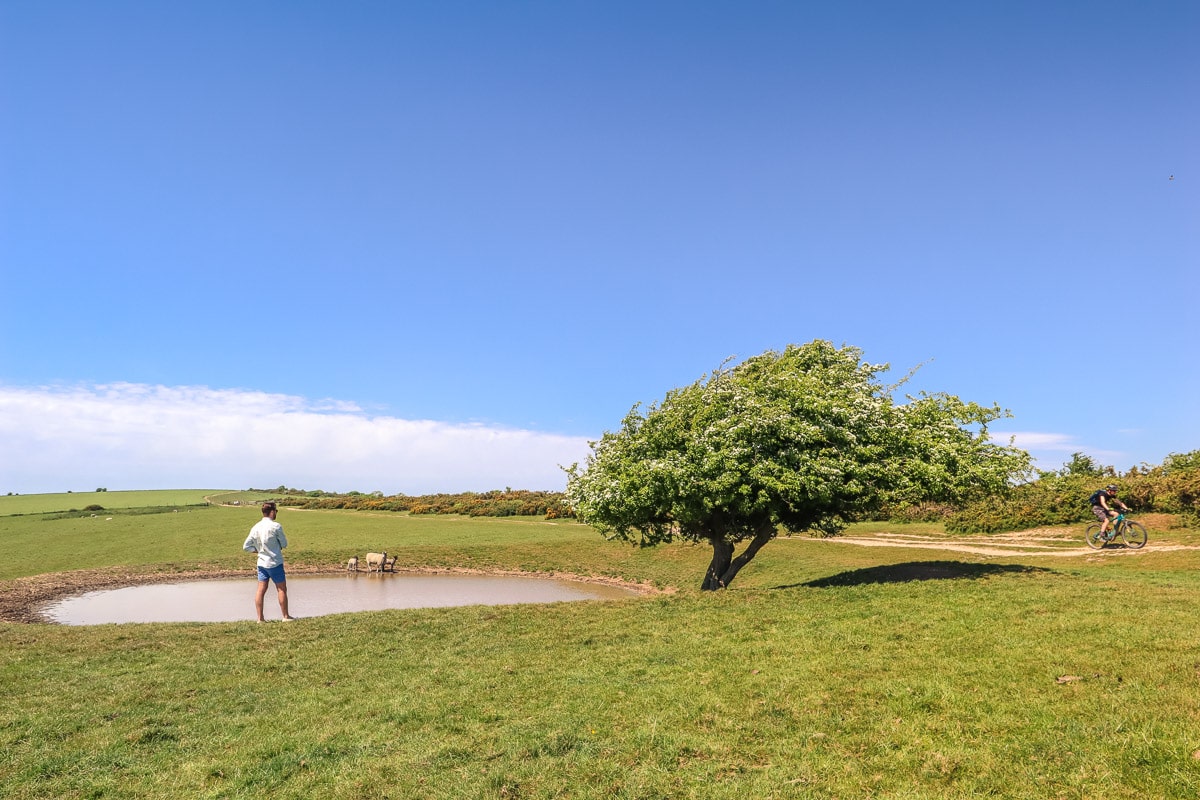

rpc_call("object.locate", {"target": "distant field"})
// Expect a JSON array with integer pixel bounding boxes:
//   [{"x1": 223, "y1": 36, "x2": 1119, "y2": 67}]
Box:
[{"x1": 0, "y1": 489, "x2": 226, "y2": 516}]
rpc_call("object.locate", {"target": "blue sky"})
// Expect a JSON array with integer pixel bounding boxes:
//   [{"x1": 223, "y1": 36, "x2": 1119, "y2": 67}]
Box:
[{"x1": 1, "y1": 1, "x2": 1196, "y2": 495}]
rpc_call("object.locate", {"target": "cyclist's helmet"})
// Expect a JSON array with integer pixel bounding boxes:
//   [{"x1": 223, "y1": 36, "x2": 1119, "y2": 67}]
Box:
[{"x1": 1106, "y1": 484, "x2": 1118, "y2": 494}]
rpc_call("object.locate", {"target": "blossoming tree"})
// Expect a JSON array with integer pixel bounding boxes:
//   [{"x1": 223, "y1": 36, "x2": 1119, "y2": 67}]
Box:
[{"x1": 565, "y1": 341, "x2": 1031, "y2": 590}]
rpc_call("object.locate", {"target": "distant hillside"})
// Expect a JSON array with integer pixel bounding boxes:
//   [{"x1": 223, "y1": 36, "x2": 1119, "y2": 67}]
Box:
[{"x1": 0, "y1": 489, "x2": 226, "y2": 516}]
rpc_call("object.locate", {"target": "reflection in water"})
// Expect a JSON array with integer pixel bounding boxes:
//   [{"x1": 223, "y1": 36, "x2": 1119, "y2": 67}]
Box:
[{"x1": 45, "y1": 573, "x2": 639, "y2": 625}]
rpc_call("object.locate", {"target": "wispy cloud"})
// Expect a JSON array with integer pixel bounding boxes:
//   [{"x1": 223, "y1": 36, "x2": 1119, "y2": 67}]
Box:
[
  {"x1": 0, "y1": 383, "x2": 592, "y2": 494},
  {"x1": 990, "y1": 430, "x2": 1124, "y2": 471}
]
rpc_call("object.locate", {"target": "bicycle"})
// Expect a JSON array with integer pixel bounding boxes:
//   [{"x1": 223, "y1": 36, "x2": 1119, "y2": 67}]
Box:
[{"x1": 1085, "y1": 513, "x2": 1147, "y2": 550}]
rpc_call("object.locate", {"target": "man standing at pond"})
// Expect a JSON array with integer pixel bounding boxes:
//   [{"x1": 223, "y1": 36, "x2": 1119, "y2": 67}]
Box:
[{"x1": 243, "y1": 501, "x2": 293, "y2": 622}]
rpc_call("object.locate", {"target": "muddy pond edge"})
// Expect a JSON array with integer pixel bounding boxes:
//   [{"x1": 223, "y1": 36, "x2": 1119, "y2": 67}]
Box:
[{"x1": 1, "y1": 565, "x2": 672, "y2": 625}]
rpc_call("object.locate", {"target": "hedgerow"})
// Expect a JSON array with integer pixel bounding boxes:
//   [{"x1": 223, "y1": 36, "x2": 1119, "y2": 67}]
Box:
[
  {"x1": 943, "y1": 450, "x2": 1200, "y2": 532},
  {"x1": 256, "y1": 488, "x2": 574, "y2": 519}
]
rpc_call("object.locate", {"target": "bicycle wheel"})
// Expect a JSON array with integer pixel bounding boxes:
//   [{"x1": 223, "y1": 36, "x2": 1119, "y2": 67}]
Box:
[
  {"x1": 1085, "y1": 523, "x2": 1107, "y2": 549},
  {"x1": 1120, "y1": 521, "x2": 1147, "y2": 549}
]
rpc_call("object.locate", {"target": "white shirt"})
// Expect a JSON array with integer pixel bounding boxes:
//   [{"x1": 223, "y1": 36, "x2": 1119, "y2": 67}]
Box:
[{"x1": 243, "y1": 517, "x2": 288, "y2": 568}]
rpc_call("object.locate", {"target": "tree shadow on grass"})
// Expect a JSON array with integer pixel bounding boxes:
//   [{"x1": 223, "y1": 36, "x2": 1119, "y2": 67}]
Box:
[{"x1": 778, "y1": 561, "x2": 1053, "y2": 590}]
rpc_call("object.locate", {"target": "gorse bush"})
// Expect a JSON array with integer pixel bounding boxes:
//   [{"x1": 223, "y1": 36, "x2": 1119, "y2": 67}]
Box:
[
  {"x1": 880, "y1": 502, "x2": 958, "y2": 524},
  {"x1": 265, "y1": 488, "x2": 574, "y2": 519},
  {"x1": 944, "y1": 474, "x2": 1099, "y2": 532},
  {"x1": 401, "y1": 491, "x2": 572, "y2": 518},
  {"x1": 1130, "y1": 455, "x2": 1200, "y2": 527}
]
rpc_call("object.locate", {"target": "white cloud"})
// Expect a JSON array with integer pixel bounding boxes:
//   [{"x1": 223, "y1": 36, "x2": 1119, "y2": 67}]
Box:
[
  {"x1": 992, "y1": 431, "x2": 1078, "y2": 452},
  {"x1": 989, "y1": 430, "x2": 1124, "y2": 471},
  {"x1": 0, "y1": 383, "x2": 592, "y2": 495}
]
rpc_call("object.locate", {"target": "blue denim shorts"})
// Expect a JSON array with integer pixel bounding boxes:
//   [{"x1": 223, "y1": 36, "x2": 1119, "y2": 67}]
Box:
[{"x1": 256, "y1": 564, "x2": 286, "y2": 584}]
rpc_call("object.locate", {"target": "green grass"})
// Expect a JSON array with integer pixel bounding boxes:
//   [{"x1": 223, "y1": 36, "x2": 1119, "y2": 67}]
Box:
[
  {"x1": 3, "y1": 498, "x2": 1200, "y2": 798},
  {"x1": 0, "y1": 489, "x2": 224, "y2": 517},
  {"x1": 0, "y1": 504, "x2": 690, "y2": 585}
]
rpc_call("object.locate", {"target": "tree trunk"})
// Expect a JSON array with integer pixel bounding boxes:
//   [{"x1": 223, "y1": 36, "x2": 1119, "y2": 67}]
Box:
[
  {"x1": 702, "y1": 537, "x2": 734, "y2": 590},
  {"x1": 701, "y1": 523, "x2": 777, "y2": 590}
]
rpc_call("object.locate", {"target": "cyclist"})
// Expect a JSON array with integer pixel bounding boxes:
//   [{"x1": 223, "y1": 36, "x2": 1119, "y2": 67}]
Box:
[{"x1": 1089, "y1": 484, "x2": 1130, "y2": 541}]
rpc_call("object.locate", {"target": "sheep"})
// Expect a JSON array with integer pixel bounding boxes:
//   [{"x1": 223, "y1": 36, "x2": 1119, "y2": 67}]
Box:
[
  {"x1": 346, "y1": 556, "x2": 358, "y2": 572},
  {"x1": 383, "y1": 554, "x2": 398, "y2": 572},
  {"x1": 364, "y1": 552, "x2": 387, "y2": 572}
]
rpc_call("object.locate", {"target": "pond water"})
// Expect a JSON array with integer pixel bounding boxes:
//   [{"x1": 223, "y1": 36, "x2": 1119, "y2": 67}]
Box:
[{"x1": 44, "y1": 573, "x2": 640, "y2": 625}]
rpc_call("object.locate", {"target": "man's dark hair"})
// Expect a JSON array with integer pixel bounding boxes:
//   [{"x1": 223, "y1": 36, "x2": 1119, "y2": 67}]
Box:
[{"x1": 262, "y1": 502, "x2": 277, "y2": 516}]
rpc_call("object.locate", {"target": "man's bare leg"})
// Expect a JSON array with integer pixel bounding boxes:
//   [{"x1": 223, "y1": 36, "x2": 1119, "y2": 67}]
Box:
[
  {"x1": 277, "y1": 582, "x2": 292, "y2": 620},
  {"x1": 254, "y1": 580, "x2": 270, "y2": 621}
]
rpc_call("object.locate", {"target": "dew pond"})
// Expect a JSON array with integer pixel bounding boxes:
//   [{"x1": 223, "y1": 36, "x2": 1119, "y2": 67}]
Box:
[{"x1": 44, "y1": 572, "x2": 640, "y2": 625}]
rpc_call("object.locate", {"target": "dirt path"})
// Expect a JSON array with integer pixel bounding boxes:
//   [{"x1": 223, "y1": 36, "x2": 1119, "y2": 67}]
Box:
[
  {"x1": 824, "y1": 536, "x2": 1101, "y2": 558},
  {"x1": 788, "y1": 523, "x2": 1198, "y2": 558}
]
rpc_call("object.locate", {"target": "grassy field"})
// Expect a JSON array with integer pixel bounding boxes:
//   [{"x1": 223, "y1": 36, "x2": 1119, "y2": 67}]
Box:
[
  {"x1": 3, "y1": 500, "x2": 1200, "y2": 798},
  {"x1": 0, "y1": 489, "x2": 225, "y2": 517}
]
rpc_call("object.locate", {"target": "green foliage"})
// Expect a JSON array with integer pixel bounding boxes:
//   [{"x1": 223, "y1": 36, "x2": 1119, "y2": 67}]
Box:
[
  {"x1": 945, "y1": 473, "x2": 1098, "y2": 532},
  {"x1": 946, "y1": 449, "x2": 1200, "y2": 532},
  {"x1": 1058, "y1": 451, "x2": 1108, "y2": 477},
  {"x1": 565, "y1": 340, "x2": 1032, "y2": 588},
  {"x1": 275, "y1": 489, "x2": 573, "y2": 519},
  {"x1": 881, "y1": 502, "x2": 958, "y2": 524},
  {"x1": 1160, "y1": 449, "x2": 1200, "y2": 474}
]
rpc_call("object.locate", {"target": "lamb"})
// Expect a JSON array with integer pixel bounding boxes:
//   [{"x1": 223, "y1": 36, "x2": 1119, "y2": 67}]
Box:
[{"x1": 346, "y1": 556, "x2": 358, "y2": 572}]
